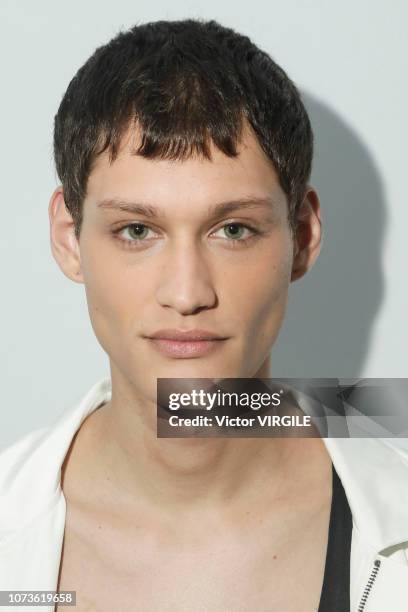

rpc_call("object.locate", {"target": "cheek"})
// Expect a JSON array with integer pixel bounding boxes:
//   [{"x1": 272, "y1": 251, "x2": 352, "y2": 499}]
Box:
[
  {"x1": 233, "y1": 235, "x2": 293, "y2": 338},
  {"x1": 80, "y1": 242, "x2": 147, "y2": 349}
]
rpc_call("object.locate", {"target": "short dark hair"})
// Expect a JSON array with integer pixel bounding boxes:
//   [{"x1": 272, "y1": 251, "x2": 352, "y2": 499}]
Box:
[{"x1": 53, "y1": 19, "x2": 313, "y2": 238}]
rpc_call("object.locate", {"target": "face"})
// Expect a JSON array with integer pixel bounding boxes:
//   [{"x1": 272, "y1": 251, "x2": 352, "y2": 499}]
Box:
[{"x1": 50, "y1": 122, "x2": 321, "y2": 402}]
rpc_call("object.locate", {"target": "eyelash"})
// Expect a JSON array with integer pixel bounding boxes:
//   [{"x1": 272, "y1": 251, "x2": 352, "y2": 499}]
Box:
[{"x1": 111, "y1": 222, "x2": 261, "y2": 250}]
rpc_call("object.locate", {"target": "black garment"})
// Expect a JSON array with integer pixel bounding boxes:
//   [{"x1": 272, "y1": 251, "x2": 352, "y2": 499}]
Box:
[{"x1": 318, "y1": 462, "x2": 353, "y2": 611}]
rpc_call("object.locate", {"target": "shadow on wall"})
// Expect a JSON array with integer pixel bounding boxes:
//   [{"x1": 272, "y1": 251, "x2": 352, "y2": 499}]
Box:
[{"x1": 272, "y1": 93, "x2": 385, "y2": 377}]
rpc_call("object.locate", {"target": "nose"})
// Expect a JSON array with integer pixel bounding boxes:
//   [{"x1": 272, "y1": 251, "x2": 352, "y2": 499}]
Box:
[{"x1": 155, "y1": 240, "x2": 217, "y2": 315}]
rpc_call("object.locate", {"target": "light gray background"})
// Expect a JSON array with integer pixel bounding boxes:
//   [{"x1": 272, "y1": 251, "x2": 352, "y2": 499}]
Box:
[{"x1": 0, "y1": 0, "x2": 406, "y2": 449}]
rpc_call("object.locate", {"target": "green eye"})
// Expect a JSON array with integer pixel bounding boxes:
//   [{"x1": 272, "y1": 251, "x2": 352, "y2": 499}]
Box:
[
  {"x1": 126, "y1": 224, "x2": 149, "y2": 240},
  {"x1": 222, "y1": 223, "x2": 246, "y2": 239}
]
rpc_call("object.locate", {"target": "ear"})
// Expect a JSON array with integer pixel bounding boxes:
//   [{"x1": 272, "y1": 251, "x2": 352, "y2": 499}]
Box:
[
  {"x1": 48, "y1": 186, "x2": 84, "y2": 284},
  {"x1": 290, "y1": 186, "x2": 322, "y2": 282}
]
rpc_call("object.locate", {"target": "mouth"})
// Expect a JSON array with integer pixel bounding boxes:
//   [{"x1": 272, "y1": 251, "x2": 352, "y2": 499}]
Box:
[{"x1": 146, "y1": 338, "x2": 228, "y2": 358}]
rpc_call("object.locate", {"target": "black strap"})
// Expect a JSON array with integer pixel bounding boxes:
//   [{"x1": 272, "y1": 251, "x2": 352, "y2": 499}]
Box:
[{"x1": 318, "y1": 462, "x2": 352, "y2": 611}]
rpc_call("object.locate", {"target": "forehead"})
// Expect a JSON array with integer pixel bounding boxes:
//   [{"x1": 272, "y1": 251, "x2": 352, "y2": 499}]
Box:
[{"x1": 85, "y1": 121, "x2": 286, "y2": 213}]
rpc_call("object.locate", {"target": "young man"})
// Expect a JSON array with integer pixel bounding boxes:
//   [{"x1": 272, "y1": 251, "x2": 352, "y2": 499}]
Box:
[{"x1": 1, "y1": 18, "x2": 408, "y2": 612}]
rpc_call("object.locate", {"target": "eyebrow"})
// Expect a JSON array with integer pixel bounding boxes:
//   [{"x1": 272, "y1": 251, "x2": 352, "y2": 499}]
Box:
[{"x1": 96, "y1": 196, "x2": 278, "y2": 220}]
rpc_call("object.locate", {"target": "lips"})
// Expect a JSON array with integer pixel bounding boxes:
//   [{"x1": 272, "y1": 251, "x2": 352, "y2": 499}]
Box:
[
  {"x1": 146, "y1": 328, "x2": 227, "y2": 341},
  {"x1": 144, "y1": 329, "x2": 228, "y2": 358}
]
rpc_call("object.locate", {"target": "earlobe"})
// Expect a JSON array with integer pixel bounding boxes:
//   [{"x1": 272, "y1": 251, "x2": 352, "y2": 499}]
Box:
[
  {"x1": 48, "y1": 186, "x2": 84, "y2": 284},
  {"x1": 290, "y1": 187, "x2": 322, "y2": 283}
]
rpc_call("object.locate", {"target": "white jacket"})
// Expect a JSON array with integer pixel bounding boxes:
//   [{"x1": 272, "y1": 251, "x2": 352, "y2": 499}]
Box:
[{"x1": 1, "y1": 377, "x2": 408, "y2": 611}]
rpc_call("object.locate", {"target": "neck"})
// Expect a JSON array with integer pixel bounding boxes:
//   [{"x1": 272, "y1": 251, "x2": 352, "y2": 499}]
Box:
[{"x1": 67, "y1": 361, "x2": 330, "y2": 517}]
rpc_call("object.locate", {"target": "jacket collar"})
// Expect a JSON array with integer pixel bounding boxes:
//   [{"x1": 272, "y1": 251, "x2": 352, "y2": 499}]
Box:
[
  {"x1": 2, "y1": 377, "x2": 408, "y2": 554},
  {"x1": 0, "y1": 378, "x2": 111, "y2": 541},
  {"x1": 291, "y1": 385, "x2": 408, "y2": 553},
  {"x1": 322, "y1": 436, "x2": 408, "y2": 552}
]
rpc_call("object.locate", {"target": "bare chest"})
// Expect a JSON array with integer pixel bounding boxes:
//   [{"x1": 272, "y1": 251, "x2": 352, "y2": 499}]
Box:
[{"x1": 56, "y1": 501, "x2": 330, "y2": 612}]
